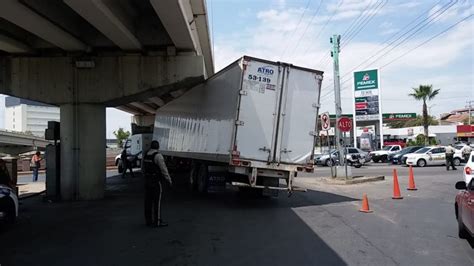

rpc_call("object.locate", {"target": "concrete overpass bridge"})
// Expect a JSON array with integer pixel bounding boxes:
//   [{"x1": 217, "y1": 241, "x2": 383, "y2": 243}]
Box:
[
  {"x1": 0, "y1": 129, "x2": 51, "y2": 155},
  {"x1": 0, "y1": 0, "x2": 214, "y2": 200}
]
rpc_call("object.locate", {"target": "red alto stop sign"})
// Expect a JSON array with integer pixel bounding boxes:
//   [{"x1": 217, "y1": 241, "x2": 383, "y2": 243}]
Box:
[{"x1": 337, "y1": 117, "x2": 352, "y2": 132}]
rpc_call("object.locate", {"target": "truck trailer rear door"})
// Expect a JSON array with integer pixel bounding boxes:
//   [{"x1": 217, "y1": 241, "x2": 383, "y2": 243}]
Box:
[
  {"x1": 235, "y1": 59, "x2": 282, "y2": 162},
  {"x1": 276, "y1": 67, "x2": 322, "y2": 164}
]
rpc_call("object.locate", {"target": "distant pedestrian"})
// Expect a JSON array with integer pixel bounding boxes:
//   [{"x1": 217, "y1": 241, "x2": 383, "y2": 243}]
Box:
[
  {"x1": 121, "y1": 149, "x2": 135, "y2": 178},
  {"x1": 462, "y1": 143, "x2": 472, "y2": 163},
  {"x1": 143, "y1": 140, "x2": 172, "y2": 228},
  {"x1": 31, "y1": 151, "x2": 42, "y2": 182},
  {"x1": 445, "y1": 144, "x2": 456, "y2": 171}
]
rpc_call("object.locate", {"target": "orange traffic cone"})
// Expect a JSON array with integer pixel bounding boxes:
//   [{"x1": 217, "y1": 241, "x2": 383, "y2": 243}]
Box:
[
  {"x1": 359, "y1": 193, "x2": 373, "y2": 213},
  {"x1": 392, "y1": 169, "x2": 403, "y2": 199},
  {"x1": 407, "y1": 165, "x2": 417, "y2": 191}
]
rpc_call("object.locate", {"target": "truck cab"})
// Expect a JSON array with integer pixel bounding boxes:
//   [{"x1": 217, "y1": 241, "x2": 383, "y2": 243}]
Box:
[{"x1": 115, "y1": 134, "x2": 152, "y2": 173}]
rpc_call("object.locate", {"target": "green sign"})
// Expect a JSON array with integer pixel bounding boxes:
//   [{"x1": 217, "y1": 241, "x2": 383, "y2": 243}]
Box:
[
  {"x1": 329, "y1": 114, "x2": 353, "y2": 119},
  {"x1": 354, "y1": 69, "x2": 378, "y2": 91},
  {"x1": 382, "y1": 113, "x2": 416, "y2": 120},
  {"x1": 327, "y1": 113, "x2": 416, "y2": 120}
]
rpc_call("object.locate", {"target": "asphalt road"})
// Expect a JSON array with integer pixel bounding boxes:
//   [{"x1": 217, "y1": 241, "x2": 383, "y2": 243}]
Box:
[{"x1": 1, "y1": 164, "x2": 473, "y2": 266}]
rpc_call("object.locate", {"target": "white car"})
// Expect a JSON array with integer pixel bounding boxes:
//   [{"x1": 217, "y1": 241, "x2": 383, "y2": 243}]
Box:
[
  {"x1": 405, "y1": 146, "x2": 447, "y2": 167},
  {"x1": 0, "y1": 184, "x2": 18, "y2": 224},
  {"x1": 464, "y1": 151, "x2": 473, "y2": 183}
]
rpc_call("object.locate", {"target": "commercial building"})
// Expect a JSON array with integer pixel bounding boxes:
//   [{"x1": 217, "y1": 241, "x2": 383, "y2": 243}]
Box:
[{"x1": 4, "y1": 97, "x2": 59, "y2": 137}]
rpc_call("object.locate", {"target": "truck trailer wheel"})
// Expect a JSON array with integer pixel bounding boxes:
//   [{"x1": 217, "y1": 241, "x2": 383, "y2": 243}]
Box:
[
  {"x1": 117, "y1": 159, "x2": 124, "y2": 173},
  {"x1": 197, "y1": 164, "x2": 209, "y2": 194},
  {"x1": 189, "y1": 162, "x2": 199, "y2": 192}
]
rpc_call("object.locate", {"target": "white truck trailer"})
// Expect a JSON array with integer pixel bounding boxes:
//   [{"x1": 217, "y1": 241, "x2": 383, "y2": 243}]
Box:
[{"x1": 154, "y1": 56, "x2": 323, "y2": 195}]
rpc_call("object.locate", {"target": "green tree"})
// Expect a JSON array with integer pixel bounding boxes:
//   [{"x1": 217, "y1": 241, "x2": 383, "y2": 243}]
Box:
[
  {"x1": 408, "y1": 85, "x2": 440, "y2": 145},
  {"x1": 462, "y1": 116, "x2": 473, "y2": 125},
  {"x1": 403, "y1": 115, "x2": 439, "y2": 127},
  {"x1": 113, "y1": 128, "x2": 130, "y2": 147}
]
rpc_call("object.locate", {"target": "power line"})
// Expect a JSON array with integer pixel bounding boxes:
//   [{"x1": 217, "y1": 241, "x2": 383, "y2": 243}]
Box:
[
  {"x1": 340, "y1": 0, "x2": 388, "y2": 49},
  {"x1": 380, "y1": 13, "x2": 473, "y2": 69},
  {"x1": 301, "y1": 0, "x2": 344, "y2": 56},
  {"x1": 313, "y1": 0, "x2": 382, "y2": 67},
  {"x1": 286, "y1": 0, "x2": 324, "y2": 60},
  {"x1": 322, "y1": 11, "x2": 471, "y2": 102},
  {"x1": 320, "y1": 0, "x2": 459, "y2": 100},
  {"x1": 280, "y1": 0, "x2": 313, "y2": 59}
]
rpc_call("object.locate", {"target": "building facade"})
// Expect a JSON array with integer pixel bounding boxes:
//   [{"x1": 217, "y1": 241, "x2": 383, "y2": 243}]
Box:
[{"x1": 4, "y1": 97, "x2": 59, "y2": 137}]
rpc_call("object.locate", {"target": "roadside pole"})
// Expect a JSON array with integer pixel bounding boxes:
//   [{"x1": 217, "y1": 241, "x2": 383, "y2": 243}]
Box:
[
  {"x1": 331, "y1": 34, "x2": 344, "y2": 170},
  {"x1": 344, "y1": 131, "x2": 348, "y2": 179}
]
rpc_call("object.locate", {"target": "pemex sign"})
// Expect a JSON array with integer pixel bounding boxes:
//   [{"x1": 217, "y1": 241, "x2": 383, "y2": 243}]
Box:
[
  {"x1": 353, "y1": 69, "x2": 380, "y2": 121},
  {"x1": 354, "y1": 70, "x2": 378, "y2": 90}
]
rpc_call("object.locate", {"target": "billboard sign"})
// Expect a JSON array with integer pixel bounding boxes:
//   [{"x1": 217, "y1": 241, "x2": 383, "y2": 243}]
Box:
[{"x1": 354, "y1": 69, "x2": 379, "y2": 121}]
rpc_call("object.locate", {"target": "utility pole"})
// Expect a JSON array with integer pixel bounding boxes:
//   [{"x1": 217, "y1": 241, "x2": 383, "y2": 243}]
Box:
[
  {"x1": 331, "y1": 34, "x2": 344, "y2": 169},
  {"x1": 467, "y1": 100, "x2": 473, "y2": 125}
]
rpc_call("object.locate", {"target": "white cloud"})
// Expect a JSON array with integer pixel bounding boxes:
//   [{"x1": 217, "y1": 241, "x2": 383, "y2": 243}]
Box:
[
  {"x1": 213, "y1": 5, "x2": 474, "y2": 117},
  {"x1": 428, "y1": 0, "x2": 473, "y2": 23}
]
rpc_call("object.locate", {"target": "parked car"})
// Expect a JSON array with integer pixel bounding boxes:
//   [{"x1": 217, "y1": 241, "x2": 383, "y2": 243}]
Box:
[
  {"x1": 0, "y1": 184, "x2": 18, "y2": 224},
  {"x1": 455, "y1": 144, "x2": 473, "y2": 163},
  {"x1": 388, "y1": 146, "x2": 424, "y2": 165},
  {"x1": 463, "y1": 151, "x2": 473, "y2": 184},
  {"x1": 315, "y1": 148, "x2": 369, "y2": 166},
  {"x1": 370, "y1": 145, "x2": 402, "y2": 163},
  {"x1": 405, "y1": 146, "x2": 446, "y2": 167},
  {"x1": 455, "y1": 178, "x2": 474, "y2": 239},
  {"x1": 315, "y1": 149, "x2": 338, "y2": 166}
]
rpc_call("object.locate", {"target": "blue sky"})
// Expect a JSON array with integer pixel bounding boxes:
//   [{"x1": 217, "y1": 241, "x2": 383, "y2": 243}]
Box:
[
  {"x1": 209, "y1": 0, "x2": 473, "y2": 115},
  {"x1": 1, "y1": 0, "x2": 473, "y2": 137}
]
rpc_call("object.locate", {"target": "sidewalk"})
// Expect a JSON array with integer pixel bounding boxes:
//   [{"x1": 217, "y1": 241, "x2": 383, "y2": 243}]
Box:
[
  {"x1": 17, "y1": 181, "x2": 45, "y2": 199},
  {"x1": 17, "y1": 166, "x2": 117, "y2": 176}
]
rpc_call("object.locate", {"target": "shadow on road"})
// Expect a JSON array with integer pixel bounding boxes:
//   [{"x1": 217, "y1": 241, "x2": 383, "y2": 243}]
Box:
[{"x1": 0, "y1": 174, "x2": 351, "y2": 266}]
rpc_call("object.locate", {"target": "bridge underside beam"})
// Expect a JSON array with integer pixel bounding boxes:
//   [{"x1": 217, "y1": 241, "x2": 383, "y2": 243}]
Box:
[{"x1": 0, "y1": 54, "x2": 205, "y2": 106}]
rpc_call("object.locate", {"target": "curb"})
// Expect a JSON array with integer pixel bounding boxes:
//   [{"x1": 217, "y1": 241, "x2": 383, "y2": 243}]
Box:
[
  {"x1": 323, "y1": 176, "x2": 385, "y2": 185},
  {"x1": 298, "y1": 176, "x2": 385, "y2": 186},
  {"x1": 19, "y1": 190, "x2": 46, "y2": 200}
]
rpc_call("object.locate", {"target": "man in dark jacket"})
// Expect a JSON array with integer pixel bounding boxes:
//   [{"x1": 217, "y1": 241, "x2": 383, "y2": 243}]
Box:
[
  {"x1": 121, "y1": 149, "x2": 135, "y2": 178},
  {"x1": 142, "y1": 140, "x2": 172, "y2": 227}
]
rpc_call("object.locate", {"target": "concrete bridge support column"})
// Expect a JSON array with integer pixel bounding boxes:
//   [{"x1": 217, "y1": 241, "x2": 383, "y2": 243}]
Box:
[{"x1": 60, "y1": 104, "x2": 106, "y2": 200}]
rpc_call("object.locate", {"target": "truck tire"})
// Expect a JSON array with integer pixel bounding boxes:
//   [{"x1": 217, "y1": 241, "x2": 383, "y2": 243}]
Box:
[
  {"x1": 197, "y1": 164, "x2": 208, "y2": 194},
  {"x1": 189, "y1": 162, "x2": 199, "y2": 192},
  {"x1": 453, "y1": 158, "x2": 461, "y2": 167},
  {"x1": 417, "y1": 159, "x2": 426, "y2": 167},
  {"x1": 117, "y1": 159, "x2": 124, "y2": 173}
]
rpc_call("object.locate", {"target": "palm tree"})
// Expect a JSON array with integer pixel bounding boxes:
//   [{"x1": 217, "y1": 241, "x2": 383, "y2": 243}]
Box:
[{"x1": 408, "y1": 85, "x2": 440, "y2": 145}]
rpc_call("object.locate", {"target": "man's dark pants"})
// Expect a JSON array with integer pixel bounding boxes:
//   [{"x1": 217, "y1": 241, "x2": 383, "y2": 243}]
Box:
[
  {"x1": 446, "y1": 154, "x2": 456, "y2": 170},
  {"x1": 144, "y1": 176, "x2": 162, "y2": 226}
]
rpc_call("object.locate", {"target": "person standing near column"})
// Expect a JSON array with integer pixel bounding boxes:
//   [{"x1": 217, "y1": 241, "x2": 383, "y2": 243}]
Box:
[
  {"x1": 31, "y1": 151, "x2": 42, "y2": 182},
  {"x1": 142, "y1": 140, "x2": 172, "y2": 228},
  {"x1": 445, "y1": 144, "x2": 457, "y2": 171},
  {"x1": 462, "y1": 143, "x2": 472, "y2": 163}
]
